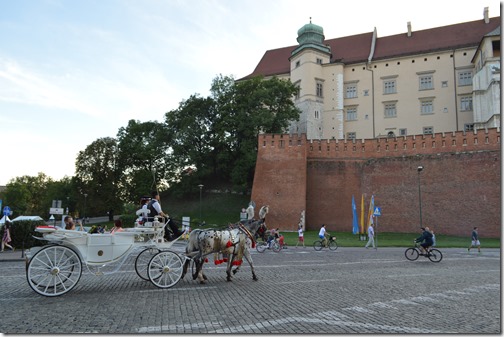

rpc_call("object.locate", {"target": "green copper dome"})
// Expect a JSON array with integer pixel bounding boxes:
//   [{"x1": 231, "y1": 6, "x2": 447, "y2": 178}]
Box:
[
  {"x1": 291, "y1": 19, "x2": 331, "y2": 57},
  {"x1": 297, "y1": 20, "x2": 325, "y2": 45}
]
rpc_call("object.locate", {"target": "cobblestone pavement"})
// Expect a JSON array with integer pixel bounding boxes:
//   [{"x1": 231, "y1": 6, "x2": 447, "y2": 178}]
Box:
[{"x1": 0, "y1": 244, "x2": 500, "y2": 334}]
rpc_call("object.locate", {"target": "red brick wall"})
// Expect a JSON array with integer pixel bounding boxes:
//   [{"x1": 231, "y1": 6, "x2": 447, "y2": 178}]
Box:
[{"x1": 251, "y1": 128, "x2": 501, "y2": 238}]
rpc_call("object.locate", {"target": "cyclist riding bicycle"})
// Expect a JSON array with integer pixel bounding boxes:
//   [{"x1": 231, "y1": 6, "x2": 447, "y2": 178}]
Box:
[
  {"x1": 414, "y1": 226, "x2": 434, "y2": 255},
  {"x1": 318, "y1": 224, "x2": 330, "y2": 247}
]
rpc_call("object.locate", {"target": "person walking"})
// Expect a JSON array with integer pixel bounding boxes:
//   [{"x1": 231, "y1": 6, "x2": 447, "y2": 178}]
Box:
[
  {"x1": 468, "y1": 226, "x2": 481, "y2": 253},
  {"x1": 296, "y1": 225, "x2": 305, "y2": 248},
  {"x1": 1, "y1": 221, "x2": 14, "y2": 252},
  {"x1": 365, "y1": 223, "x2": 375, "y2": 249}
]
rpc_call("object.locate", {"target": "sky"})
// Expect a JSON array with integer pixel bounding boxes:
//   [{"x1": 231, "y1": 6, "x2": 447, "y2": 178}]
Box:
[{"x1": 0, "y1": 0, "x2": 500, "y2": 185}]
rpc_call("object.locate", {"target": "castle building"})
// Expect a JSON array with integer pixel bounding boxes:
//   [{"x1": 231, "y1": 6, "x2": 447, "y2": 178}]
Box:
[
  {"x1": 243, "y1": 9, "x2": 501, "y2": 237},
  {"x1": 242, "y1": 8, "x2": 500, "y2": 141}
]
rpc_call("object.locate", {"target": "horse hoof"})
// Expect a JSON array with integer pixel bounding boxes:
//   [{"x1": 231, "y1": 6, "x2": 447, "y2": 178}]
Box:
[
  {"x1": 200, "y1": 280, "x2": 206, "y2": 284},
  {"x1": 226, "y1": 278, "x2": 232, "y2": 282},
  {"x1": 253, "y1": 276, "x2": 258, "y2": 281},
  {"x1": 203, "y1": 275, "x2": 208, "y2": 280},
  {"x1": 232, "y1": 270, "x2": 238, "y2": 275}
]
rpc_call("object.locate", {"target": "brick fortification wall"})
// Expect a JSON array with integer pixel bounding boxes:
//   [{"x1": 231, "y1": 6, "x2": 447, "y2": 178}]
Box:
[{"x1": 251, "y1": 128, "x2": 501, "y2": 238}]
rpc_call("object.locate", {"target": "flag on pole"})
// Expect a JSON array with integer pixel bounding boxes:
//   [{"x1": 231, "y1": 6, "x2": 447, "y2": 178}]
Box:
[
  {"x1": 360, "y1": 194, "x2": 365, "y2": 234},
  {"x1": 352, "y1": 195, "x2": 359, "y2": 234},
  {"x1": 366, "y1": 194, "x2": 375, "y2": 232}
]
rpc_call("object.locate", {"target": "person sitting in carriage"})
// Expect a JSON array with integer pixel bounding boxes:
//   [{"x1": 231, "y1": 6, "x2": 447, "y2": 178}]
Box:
[{"x1": 147, "y1": 190, "x2": 183, "y2": 241}]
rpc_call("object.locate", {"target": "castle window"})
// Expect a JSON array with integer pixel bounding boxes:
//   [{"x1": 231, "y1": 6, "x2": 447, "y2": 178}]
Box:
[
  {"x1": 316, "y1": 58, "x2": 323, "y2": 64},
  {"x1": 442, "y1": 81, "x2": 448, "y2": 87},
  {"x1": 399, "y1": 128, "x2": 407, "y2": 136},
  {"x1": 384, "y1": 102, "x2": 397, "y2": 118},
  {"x1": 296, "y1": 60, "x2": 300, "y2": 68},
  {"x1": 420, "y1": 99, "x2": 434, "y2": 115},
  {"x1": 294, "y1": 82, "x2": 300, "y2": 100},
  {"x1": 419, "y1": 75, "x2": 433, "y2": 90},
  {"x1": 316, "y1": 82, "x2": 323, "y2": 97},
  {"x1": 423, "y1": 126, "x2": 434, "y2": 135},
  {"x1": 460, "y1": 96, "x2": 473, "y2": 111},
  {"x1": 345, "y1": 84, "x2": 357, "y2": 98},
  {"x1": 458, "y1": 70, "x2": 473, "y2": 86},
  {"x1": 314, "y1": 110, "x2": 320, "y2": 119},
  {"x1": 383, "y1": 80, "x2": 396, "y2": 94},
  {"x1": 347, "y1": 132, "x2": 356, "y2": 140},
  {"x1": 346, "y1": 107, "x2": 357, "y2": 121},
  {"x1": 464, "y1": 124, "x2": 474, "y2": 132}
]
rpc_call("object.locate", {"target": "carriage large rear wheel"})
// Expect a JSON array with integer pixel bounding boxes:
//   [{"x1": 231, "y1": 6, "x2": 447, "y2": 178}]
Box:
[
  {"x1": 148, "y1": 251, "x2": 184, "y2": 289},
  {"x1": 135, "y1": 247, "x2": 161, "y2": 280},
  {"x1": 26, "y1": 245, "x2": 82, "y2": 297}
]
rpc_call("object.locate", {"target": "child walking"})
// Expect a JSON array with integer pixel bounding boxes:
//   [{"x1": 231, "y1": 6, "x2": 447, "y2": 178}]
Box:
[
  {"x1": 1, "y1": 222, "x2": 14, "y2": 252},
  {"x1": 296, "y1": 225, "x2": 305, "y2": 248}
]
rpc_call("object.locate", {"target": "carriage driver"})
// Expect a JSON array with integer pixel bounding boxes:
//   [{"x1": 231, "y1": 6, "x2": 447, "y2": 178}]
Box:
[{"x1": 147, "y1": 190, "x2": 183, "y2": 240}]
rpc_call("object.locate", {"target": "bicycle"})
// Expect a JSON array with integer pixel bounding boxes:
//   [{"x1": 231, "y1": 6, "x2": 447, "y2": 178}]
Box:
[
  {"x1": 256, "y1": 238, "x2": 281, "y2": 253},
  {"x1": 404, "y1": 242, "x2": 443, "y2": 262},
  {"x1": 313, "y1": 235, "x2": 338, "y2": 251}
]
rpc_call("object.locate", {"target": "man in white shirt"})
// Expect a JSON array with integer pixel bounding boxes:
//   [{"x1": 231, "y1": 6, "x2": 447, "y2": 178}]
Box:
[{"x1": 365, "y1": 224, "x2": 375, "y2": 249}]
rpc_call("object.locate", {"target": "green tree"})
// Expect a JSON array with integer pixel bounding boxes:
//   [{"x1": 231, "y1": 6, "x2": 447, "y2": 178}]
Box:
[
  {"x1": 3, "y1": 173, "x2": 53, "y2": 218},
  {"x1": 75, "y1": 137, "x2": 121, "y2": 217},
  {"x1": 212, "y1": 75, "x2": 300, "y2": 189},
  {"x1": 164, "y1": 95, "x2": 221, "y2": 191},
  {"x1": 116, "y1": 120, "x2": 173, "y2": 202}
]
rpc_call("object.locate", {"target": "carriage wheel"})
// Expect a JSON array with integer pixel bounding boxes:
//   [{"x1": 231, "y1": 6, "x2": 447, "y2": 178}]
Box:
[
  {"x1": 148, "y1": 251, "x2": 184, "y2": 289},
  {"x1": 26, "y1": 245, "x2": 82, "y2": 297},
  {"x1": 135, "y1": 247, "x2": 161, "y2": 280}
]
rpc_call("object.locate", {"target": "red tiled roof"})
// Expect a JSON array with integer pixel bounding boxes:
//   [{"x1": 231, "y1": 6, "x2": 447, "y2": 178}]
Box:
[{"x1": 242, "y1": 17, "x2": 500, "y2": 80}]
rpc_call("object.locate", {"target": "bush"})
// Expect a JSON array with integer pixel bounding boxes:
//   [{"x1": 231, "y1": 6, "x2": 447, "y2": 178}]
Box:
[{"x1": 2, "y1": 220, "x2": 47, "y2": 249}]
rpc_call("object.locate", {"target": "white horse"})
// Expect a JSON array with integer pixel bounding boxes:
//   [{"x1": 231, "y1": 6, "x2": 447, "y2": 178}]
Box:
[{"x1": 181, "y1": 205, "x2": 269, "y2": 284}]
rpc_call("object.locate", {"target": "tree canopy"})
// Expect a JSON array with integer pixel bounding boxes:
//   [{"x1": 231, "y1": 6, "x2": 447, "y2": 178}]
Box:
[{"x1": 1, "y1": 75, "x2": 301, "y2": 217}]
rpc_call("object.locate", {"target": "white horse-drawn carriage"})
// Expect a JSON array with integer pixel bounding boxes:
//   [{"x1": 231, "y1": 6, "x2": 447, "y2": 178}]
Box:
[{"x1": 25, "y1": 209, "x2": 187, "y2": 297}]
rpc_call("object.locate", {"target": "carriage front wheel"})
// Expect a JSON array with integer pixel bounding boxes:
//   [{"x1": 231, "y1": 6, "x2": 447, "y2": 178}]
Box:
[
  {"x1": 26, "y1": 245, "x2": 82, "y2": 297},
  {"x1": 135, "y1": 247, "x2": 161, "y2": 280},
  {"x1": 148, "y1": 251, "x2": 184, "y2": 289}
]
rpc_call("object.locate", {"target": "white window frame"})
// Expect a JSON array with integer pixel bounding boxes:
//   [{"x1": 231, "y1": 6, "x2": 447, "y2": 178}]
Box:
[
  {"x1": 420, "y1": 100, "x2": 434, "y2": 115},
  {"x1": 458, "y1": 70, "x2": 473, "y2": 86},
  {"x1": 460, "y1": 96, "x2": 473, "y2": 111},
  {"x1": 423, "y1": 126, "x2": 434, "y2": 135},
  {"x1": 316, "y1": 82, "x2": 323, "y2": 97},
  {"x1": 346, "y1": 132, "x2": 356, "y2": 140},
  {"x1": 345, "y1": 84, "x2": 357, "y2": 98},
  {"x1": 346, "y1": 107, "x2": 357, "y2": 121},
  {"x1": 384, "y1": 102, "x2": 397, "y2": 118},
  {"x1": 419, "y1": 75, "x2": 433, "y2": 90},
  {"x1": 383, "y1": 80, "x2": 396, "y2": 94}
]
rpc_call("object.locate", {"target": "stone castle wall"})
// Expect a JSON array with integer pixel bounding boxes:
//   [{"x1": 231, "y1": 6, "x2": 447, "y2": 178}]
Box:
[{"x1": 251, "y1": 128, "x2": 501, "y2": 238}]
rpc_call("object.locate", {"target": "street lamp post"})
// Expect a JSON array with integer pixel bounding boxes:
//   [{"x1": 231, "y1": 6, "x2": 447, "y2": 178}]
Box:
[
  {"x1": 83, "y1": 193, "x2": 88, "y2": 225},
  {"x1": 417, "y1": 166, "x2": 424, "y2": 227},
  {"x1": 198, "y1": 184, "x2": 204, "y2": 224}
]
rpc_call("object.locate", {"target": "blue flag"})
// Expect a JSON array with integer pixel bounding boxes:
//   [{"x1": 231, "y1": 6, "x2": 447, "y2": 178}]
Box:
[{"x1": 352, "y1": 195, "x2": 359, "y2": 234}]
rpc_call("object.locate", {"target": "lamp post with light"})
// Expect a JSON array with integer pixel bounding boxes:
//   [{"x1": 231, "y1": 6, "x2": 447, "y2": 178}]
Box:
[
  {"x1": 417, "y1": 166, "x2": 424, "y2": 227},
  {"x1": 198, "y1": 184, "x2": 204, "y2": 224},
  {"x1": 83, "y1": 193, "x2": 88, "y2": 225}
]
